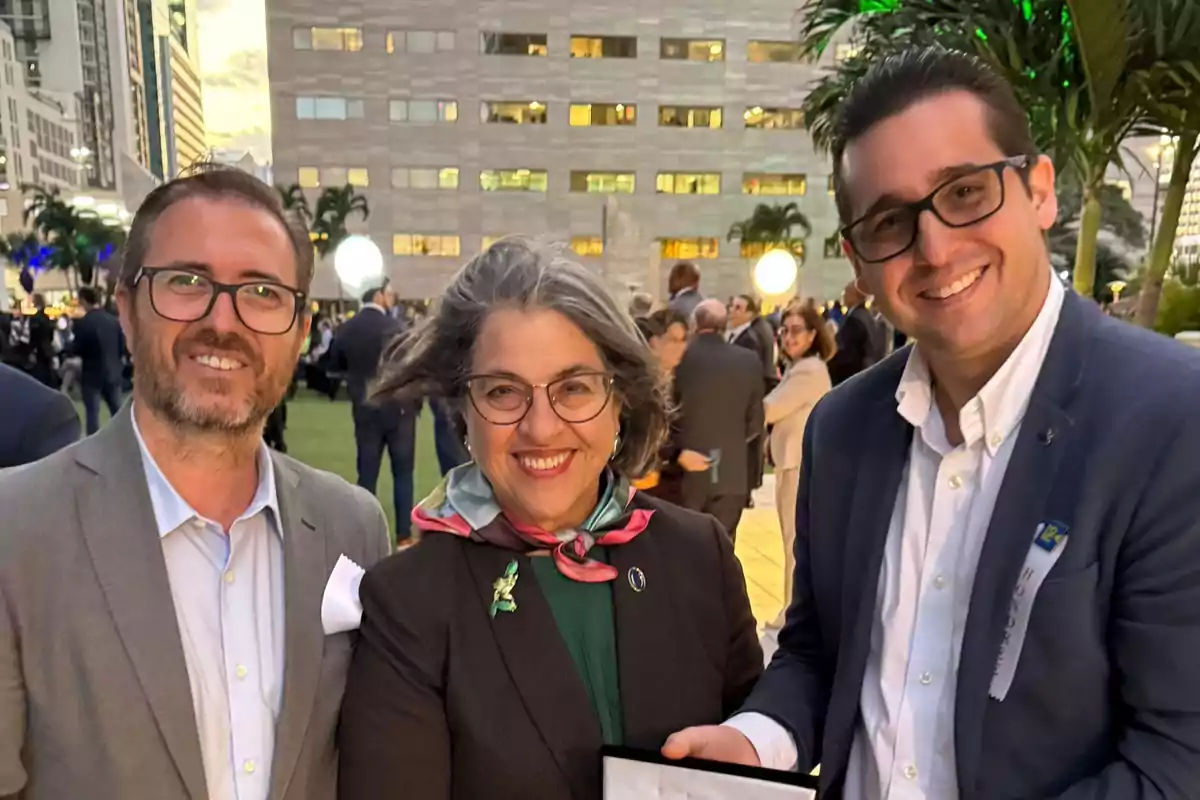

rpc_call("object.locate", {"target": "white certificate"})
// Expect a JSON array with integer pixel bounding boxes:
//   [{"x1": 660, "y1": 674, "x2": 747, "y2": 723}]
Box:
[{"x1": 603, "y1": 747, "x2": 818, "y2": 799}]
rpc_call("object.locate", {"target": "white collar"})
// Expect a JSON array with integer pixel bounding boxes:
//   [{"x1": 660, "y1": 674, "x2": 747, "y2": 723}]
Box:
[
  {"x1": 131, "y1": 404, "x2": 281, "y2": 537},
  {"x1": 728, "y1": 320, "x2": 754, "y2": 340},
  {"x1": 895, "y1": 271, "x2": 1065, "y2": 455}
]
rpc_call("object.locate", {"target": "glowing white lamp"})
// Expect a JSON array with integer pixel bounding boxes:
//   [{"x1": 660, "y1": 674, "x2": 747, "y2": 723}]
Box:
[
  {"x1": 334, "y1": 235, "x2": 384, "y2": 294},
  {"x1": 753, "y1": 248, "x2": 799, "y2": 296}
]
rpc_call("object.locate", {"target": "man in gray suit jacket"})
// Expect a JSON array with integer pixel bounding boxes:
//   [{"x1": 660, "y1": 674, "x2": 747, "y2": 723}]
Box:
[{"x1": 0, "y1": 167, "x2": 391, "y2": 800}]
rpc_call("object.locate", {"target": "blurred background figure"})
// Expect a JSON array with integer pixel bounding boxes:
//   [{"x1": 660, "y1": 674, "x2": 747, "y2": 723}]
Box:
[
  {"x1": 331, "y1": 279, "x2": 419, "y2": 544},
  {"x1": 763, "y1": 302, "x2": 834, "y2": 629},
  {"x1": 827, "y1": 279, "x2": 884, "y2": 386},
  {"x1": 430, "y1": 396, "x2": 469, "y2": 476},
  {"x1": 633, "y1": 308, "x2": 689, "y2": 501},
  {"x1": 628, "y1": 291, "x2": 655, "y2": 319},
  {"x1": 672, "y1": 299, "x2": 765, "y2": 540},
  {"x1": 666, "y1": 261, "x2": 704, "y2": 320},
  {"x1": 26, "y1": 293, "x2": 57, "y2": 388},
  {"x1": 727, "y1": 294, "x2": 780, "y2": 503},
  {"x1": 0, "y1": 361, "x2": 80, "y2": 467},
  {"x1": 70, "y1": 286, "x2": 126, "y2": 435}
]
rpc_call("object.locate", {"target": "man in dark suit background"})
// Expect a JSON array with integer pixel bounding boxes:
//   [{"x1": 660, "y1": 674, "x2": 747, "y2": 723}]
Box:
[
  {"x1": 70, "y1": 286, "x2": 125, "y2": 434},
  {"x1": 826, "y1": 279, "x2": 883, "y2": 386},
  {"x1": 332, "y1": 280, "x2": 418, "y2": 543},
  {"x1": 728, "y1": 294, "x2": 778, "y2": 498},
  {"x1": 0, "y1": 362, "x2": 80, "y2": 467},
  {"x1": 672, "y1": 299, "x2": 765, "y2": 541},
  {"x1": 665, "y1": 47, "x2": 1200, "y2": 799}
]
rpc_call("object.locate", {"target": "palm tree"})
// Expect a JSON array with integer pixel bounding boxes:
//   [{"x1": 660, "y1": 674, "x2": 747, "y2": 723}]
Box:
[
  {"x1": 277, "y1": 183, "x2": 313, "y2": 229},
  {"x1": 19, "y1": 183, "x2": 124, "y2": 292},
  {"x1": 311, "y1": 184, "x2": 370, "y2": 259},
  {"x1": 727, "y1": 202, "x2": 813, "y2": 258},
  {"x1": 0, "y1": 231, "x2": 47, "y2": 295}
]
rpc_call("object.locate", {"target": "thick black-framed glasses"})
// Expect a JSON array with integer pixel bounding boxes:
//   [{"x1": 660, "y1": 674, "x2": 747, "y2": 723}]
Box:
[
  {"x1": 135, "y1": 267, "x2": 308, "y2": 335},
  {"x1": 465, "y1": 372, "x2": 615, "y2": 426},
  {"x1": 842, "y1": 155, "x2": 1031, "y2": 264}
]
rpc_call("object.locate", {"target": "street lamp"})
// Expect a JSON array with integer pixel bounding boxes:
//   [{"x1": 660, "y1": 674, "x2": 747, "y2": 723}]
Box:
[
  {"x1": 334, "y1": 235, "x2": 384, "y2": 298},
  {"x1": 753, "y1": 248, "x2": 799, "y2": 301}
]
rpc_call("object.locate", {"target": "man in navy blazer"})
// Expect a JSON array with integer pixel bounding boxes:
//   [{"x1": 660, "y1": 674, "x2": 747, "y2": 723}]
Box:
[
  {"x1": 0, "y1": 362, "x2": 80, "y2": 468},
  {"x1": 665, "y1": 47, "x2": 1200, "y2": 798}
]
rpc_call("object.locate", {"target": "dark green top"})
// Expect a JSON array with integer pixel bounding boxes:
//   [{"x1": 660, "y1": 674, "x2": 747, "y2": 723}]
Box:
[{"x1": 529, "y1": 552, "x2": 624, "y2": 746}]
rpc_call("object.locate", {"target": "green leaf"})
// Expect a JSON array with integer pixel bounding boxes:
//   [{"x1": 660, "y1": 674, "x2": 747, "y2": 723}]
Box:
[{"x1": 504, "y1": 559, "x2": 519, "y2": 578}]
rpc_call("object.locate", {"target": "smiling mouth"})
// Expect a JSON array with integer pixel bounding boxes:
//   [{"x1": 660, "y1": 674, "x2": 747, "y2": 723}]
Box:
[
  {"x1": 192, "y1": 353, "x2": 246, "y2": 372},
  {"x1": 517, "y1": 452, "x2": 572, "y2": 472},
  {"x1": 921, "y1": 266, "x2": 986, "y2": 300}
]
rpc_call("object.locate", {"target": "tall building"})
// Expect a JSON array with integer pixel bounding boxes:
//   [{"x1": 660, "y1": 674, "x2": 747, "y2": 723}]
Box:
[
  {"x1": 266, "y1": 0, "x2": 853, "y2": 302},
  {"x1": 1174, "y1": 155, "x2": 1200, "y2": 265}
]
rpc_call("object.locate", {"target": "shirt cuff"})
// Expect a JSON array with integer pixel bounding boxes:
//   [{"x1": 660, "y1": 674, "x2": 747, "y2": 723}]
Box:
[{"x1": 724, "y1": 712, "x2": 799, "y2": 771}]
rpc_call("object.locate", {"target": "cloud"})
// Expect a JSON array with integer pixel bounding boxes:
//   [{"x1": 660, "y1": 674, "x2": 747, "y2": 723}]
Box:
[{"x1": 201, "y1": 48, "x2": 266, "y2": 90}]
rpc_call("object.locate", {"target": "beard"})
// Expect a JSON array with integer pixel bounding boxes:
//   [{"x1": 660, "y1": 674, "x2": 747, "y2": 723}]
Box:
[{"x1": 131, "y1": 320, "x2": 290, "y2": 437}]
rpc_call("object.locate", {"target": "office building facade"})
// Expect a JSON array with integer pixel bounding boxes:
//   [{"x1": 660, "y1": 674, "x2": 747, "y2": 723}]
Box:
[{"x1": 267, "y1": 0, "x2": 853, "y2": 302}]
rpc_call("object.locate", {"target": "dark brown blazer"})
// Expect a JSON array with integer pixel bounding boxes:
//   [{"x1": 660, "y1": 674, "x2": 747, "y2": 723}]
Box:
[{"x1": 338, "y1": 493, "x2": 763, "y2": 800}]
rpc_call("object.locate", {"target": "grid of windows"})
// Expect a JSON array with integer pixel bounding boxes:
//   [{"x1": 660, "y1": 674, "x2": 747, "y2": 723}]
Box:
[
  {"x1": 659, "y1": 238, "x2": 719, "y2": 259},
  {"x1": 389, "y1": 100, "x2": 458, "y2": 122},
  {"x1": 659, "y1": 105, "x2": 722, "y2": 129},
  {"x1": 482, "y1": 101, "x2": 547, "y2": 124},
  {"x1": 387, "y1": 30, "x2": 455, "y2": 53},
  {"x1": 569, "y1": 103, "x2": 636, "y2": 126},
  {"x1": 481, "y1": 32, "x2": 548, "y2": 56},
  {"x1": 744, "y1": 107, "x2": 804, "y2": 129},
  {"x1": 296, "y1": 96, "x2": 364, "y2": 120},
  {"x1": 742, "y1": 173, "x2": 807, "y2": 196},
  {"x1": 480, "y1": 169, "x2": 548, "y2": 192},
  {"x1": 660, "y1": 38, "x2": 724, "y2": 61},
  {"x1": 393, "y1": 234, "x2": 461, "y2": 256},
  {"x1": 293, "y1": 27, "x2": 363, "y2": 51},
  {"x1": 316, "y1": 166, "x2": 369, "y2": 187},
  {"x1": 569, "y1": 171, "x2": 635, "y2": 193},
  {"x1": 569, "y1": 35, "x2": 636, "y2": 58},
  {"x1": 391, "y1": 167, "x2": 459, "y2": 189},
  {"x1": 656, "y1": 173, "x2": 720, "y2": 195}
]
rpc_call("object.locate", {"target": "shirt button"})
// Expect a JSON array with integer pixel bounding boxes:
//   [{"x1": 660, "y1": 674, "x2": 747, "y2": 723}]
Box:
[
  {"x1": 243, "y1": 759, "x2": 256, "y2": 774},
  {"x1": 933, "y1": 574, "x2": 947, "y2": 590},
  {"x1": 904, "y1": 764, "x2": 918, "y2": 780},
  {"x1": 224, "y1": 570, "x2": 236, "y2": 584},
  {"x1": 235, "y1": 664, "x2": 248, "y2": 680},
  {"x1": 948, "y1": 474, "x2": 963, "y2": 489},
  {"x1": 919, "y1": 671, "x2": 933, "y2": 685}
]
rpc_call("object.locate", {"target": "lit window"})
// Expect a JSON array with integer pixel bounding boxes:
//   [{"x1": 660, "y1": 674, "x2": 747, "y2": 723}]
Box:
[
  {"x1": 389, "y1": 99, "x2": 457, "y2": 122},
  {"x1": 482, "y1": 101, "x2": 548, "y2": 125},
  {"x1": 744, "y1": 107, "x2": 804, "y2": 129},
  {"x1": 746, "y1": 40, "x2": 802, "y2": 63},
  {"x1": 824, "y1": 235, "x2": 843, "y2": 259},
  {"x1": 660, "y1": 38, "x2": 724, "y2": 62},
  {"x1": 392, "y1": 167, "x2": 459, "y2": 189},
  {"x1": 480, "y1": 169, "x2": 548, "y2": 192},
  {"x1": 298, "y1": 167, "x2": 320, "y2": 188},
  {"x1": 481, "y1": 235, "x2": 505, "y2": 250},
  {"x1": 569, "y1": 171, "x2": 635, "y2": 193},
  {"x1": 347, "y1": 168, "x2": 369, "y2": 187},
  {"x1": 296, "y1": 26, "x2": 363, "y2": 52},
  {"x1": 481, "y1": 32, "x2": 548, "y2": 56},
  {"x1": 387, "y1": 29, "x2": 455, "y2": 54},
  {"x1": 570, "y1": 236, "x2": 604, "y2": 257},
  {"x1": 658, "y1": 105, "x2": 722, "y2": 129},
  {"x1": 742, "y1": 173, "x2": 807, "y2": 196},
  {"x1": 570, "y1": 35, "x2": 637, "y2": 58},
  {"x1": 322, "y1": 167, "x2": 347, "y2": 186},
  {"x1": 393, "y1": 234, "x2": 462, "y2": 257},
  {"x1": 659, "y1": 238, "x2": 719, "y2": 259},
  {"x1": 827, "y1": 175, "x2": 836, "y2": 195},
  {"x1": 656, "y1": 173, "x2": 720, "y2": 195},
  {"x1": 569, "y1": 103, "x2": 636, "y2": 126}
]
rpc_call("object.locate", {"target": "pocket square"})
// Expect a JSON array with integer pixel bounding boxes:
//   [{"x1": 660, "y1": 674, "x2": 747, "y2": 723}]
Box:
[{"x1": 322, "y1": 554, "x2": 366, "y2": 635}]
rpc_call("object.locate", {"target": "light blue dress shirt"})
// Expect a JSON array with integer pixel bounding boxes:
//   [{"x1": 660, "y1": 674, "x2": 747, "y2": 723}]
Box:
[{"x1": 132, "y1": 410, "x2": 285, "y2": 800}]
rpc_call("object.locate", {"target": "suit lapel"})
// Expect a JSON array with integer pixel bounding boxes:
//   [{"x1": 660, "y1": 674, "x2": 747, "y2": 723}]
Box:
[
  {"x1": 463, "y1": 543, "x2": 601, "y2": 798},
  {"x1": 953, "y1": 292, "x2": 1091, "y2": 793},
  {"x1": 268, "y1": 456, "x2": 328, "y2": 800},
  {"x1": 73, "y1": 407, "x2": 208, "y2": 800},
  {"x1": 823, "y1": 400, "x2": 913, "y2": 786}
]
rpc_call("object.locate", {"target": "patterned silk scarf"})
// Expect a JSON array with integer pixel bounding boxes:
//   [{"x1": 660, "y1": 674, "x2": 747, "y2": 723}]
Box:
[{"x1": 411, "y1": 463, "x2": 654, "y2": 582}]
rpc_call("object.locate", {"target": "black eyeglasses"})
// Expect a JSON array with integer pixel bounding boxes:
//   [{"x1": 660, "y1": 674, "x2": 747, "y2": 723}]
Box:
[
  {"x1": 465, "y1": 372, "x2": 615, "y2": 426},
  {"x1": 135, "y1": 267, "x2": 307, "y2": 335},
  {"x1": 842, "y1": 155, "x2": 1031, "y2": 264}
]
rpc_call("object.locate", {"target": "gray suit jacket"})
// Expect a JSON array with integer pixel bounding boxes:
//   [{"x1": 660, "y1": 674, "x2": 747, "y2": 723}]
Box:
[{"x1": 0, "y1": 407, "x2": 391, "y2": 800}]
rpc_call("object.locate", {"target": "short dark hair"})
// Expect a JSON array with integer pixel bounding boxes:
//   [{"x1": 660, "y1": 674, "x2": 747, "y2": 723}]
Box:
[
  {"x1": 734, "y1": 293, "x2": 760, "y2": 315},
  {"x1": 120, "y1": 164, "x2": 315, "y2": 293},
  {"x1": 361, "y1": 280, "x2": 389, "y2": 305},
  {"x1": 78, "y1": 286, "x2": 100, "y2": 306},
  {"x1": 667, "y1": 261, "x2": 700, "y2": 295},
  {"x1": 635, "y1": 307, "x2": 687, "y2": 342},
  {"x1": 831, "y1": 46, "x2": 1037, "y2": 222}
]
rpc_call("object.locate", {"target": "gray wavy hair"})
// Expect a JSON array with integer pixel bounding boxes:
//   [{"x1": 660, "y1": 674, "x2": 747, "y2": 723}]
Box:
[{"x1": 374, "y1": 237, "x2": 670, "y2": 476}]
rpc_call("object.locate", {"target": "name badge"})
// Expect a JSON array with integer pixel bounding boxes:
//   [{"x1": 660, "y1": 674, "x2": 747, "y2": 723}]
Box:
[{"x1": 989, "y1": 521, "x2": 1069, "y2": 702}]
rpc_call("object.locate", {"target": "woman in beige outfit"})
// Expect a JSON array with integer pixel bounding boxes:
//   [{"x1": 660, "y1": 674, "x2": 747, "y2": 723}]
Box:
[{"x1": 763, "y1": 303, "x2": 835, "y2": 629}]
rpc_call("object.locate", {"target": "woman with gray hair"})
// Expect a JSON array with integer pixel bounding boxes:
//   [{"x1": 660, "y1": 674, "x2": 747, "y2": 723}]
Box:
[{"x1": 338, "y1": 238, "x2": 762, "y2": 799}]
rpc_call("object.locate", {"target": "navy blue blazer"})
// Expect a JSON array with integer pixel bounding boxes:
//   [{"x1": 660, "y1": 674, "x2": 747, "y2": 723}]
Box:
[
  {"x1": 70, "y1": 308, "x2": 125, "y2": 388},
  {"x1": 0, "y1": 363, "x2": 81, "y2": 469},
  {"x1": 741, "y1": 291, "x2": 1200, "y2": 799}
]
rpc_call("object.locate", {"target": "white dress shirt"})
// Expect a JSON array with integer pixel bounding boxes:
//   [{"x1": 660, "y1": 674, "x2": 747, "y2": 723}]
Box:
[
  {"x1": 132, "y1": 411, "x2": 285, "y2": 800},
  {"x1": 729, "y1": 273, "x2": 1065, "y2": 799}
]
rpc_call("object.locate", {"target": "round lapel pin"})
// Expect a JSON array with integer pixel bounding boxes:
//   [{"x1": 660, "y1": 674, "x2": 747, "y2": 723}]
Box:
[{"x1": 628, "y1": 567, "x2": 647, "y2": 592}]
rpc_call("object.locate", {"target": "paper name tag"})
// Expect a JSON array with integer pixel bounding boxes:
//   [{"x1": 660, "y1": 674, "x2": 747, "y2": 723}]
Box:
[{"x1": 990, "y1": 521, "x2": 1069, "y2": 701}]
